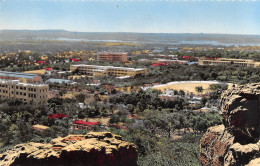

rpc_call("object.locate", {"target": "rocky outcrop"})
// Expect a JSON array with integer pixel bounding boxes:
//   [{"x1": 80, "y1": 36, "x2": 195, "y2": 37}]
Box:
[
  {"x1": 0, "y1": 132, "x2": 138, "y2": 166},
  {"x1": 200, "y1": 83, "x2": 260, "y2": 166}
]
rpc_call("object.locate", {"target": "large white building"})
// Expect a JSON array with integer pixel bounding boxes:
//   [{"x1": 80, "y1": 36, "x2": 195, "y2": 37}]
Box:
[{"x1": 70, "y1": 64, "x2": 148, "y2": 77}]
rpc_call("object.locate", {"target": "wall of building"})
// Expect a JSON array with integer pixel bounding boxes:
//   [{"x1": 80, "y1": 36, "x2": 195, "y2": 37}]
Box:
[
  {"x1": 0, "y1": 81, "x2": 49, "y2": 103},
  {"x1": 70, "y1": 65, "x2": 147, "y2": 77},
  {"x1": 97, "y1": 52, "x2": 128, "y2": 62}
]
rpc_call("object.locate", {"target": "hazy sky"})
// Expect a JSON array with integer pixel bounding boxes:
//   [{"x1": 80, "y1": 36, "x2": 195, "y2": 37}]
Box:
[{"x1": 0, "y1": 0, "x2": 259, "y2": 34}]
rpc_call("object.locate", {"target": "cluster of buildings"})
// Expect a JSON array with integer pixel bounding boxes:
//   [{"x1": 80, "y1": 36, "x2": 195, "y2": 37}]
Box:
[
  {"x1": 198, "y1": 58, "x2": 260, "y2": 68},
  {"x1": 56, "y1": 50, "x2": 96, "y2": 61},
  {"x1": 131, "y1": 50, "x2": 151, "y2": 55},
  {"x1": 70, "y1": 64, "x2": 147, "y2": 77},
  {"x1": 55, "y1": 51, "x2": 128, "y2": 63},
  {"x1": 138, "y1": 58, "x2": 188, "y2": 65}
]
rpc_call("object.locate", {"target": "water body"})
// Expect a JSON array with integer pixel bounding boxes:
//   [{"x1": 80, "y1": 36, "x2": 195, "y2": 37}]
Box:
[
  {"x1": 16, "y1": 36, "x2": 260, "y2": 47},
  {"x1": 47, "y1": 38, "x2": 260, "y2": 46},
  {"x1": 177, "y1": 40, "x2": 260, "y2": 47}
]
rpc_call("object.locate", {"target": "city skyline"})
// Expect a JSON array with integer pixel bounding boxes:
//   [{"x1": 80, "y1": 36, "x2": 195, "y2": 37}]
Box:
[{"x1": 0, "y1": 0, "x2": 260, "y2": 35}]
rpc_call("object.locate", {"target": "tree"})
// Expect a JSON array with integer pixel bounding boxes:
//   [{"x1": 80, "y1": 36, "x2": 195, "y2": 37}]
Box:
[
  {"x1": 195, "y1": 86, "x2": 203, "y2": 93},
  {"x1": 75, "y1": 93, "x2": 86, "y2": 103}
]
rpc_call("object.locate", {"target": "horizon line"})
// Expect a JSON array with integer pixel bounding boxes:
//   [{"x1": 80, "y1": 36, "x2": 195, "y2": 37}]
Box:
[{"x1": 1, "y1": 29, "x2": 260, "y2": 36}]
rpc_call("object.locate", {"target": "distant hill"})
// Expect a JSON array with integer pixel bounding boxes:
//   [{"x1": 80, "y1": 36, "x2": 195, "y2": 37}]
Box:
[{"x1": 1, "y1": 29, "x2": 260, "y2": 45}]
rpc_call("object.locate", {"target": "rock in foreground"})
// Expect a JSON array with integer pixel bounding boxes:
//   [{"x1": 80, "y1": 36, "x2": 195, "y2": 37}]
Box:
[
  {"x1": 200, "y1": 83, "x2": 260, "y2": 166},
  {"x1": 0, "y1": 132, "x2": 138, "y2": 166}
]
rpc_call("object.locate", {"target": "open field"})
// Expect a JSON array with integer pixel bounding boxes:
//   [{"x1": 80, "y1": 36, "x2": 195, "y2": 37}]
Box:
[
  {"x1": 24, "y1": 69, "x2": 45, "y2": 75},
  {"x1": 153, "y1": 81, "x2": 228, "y2": 95}
]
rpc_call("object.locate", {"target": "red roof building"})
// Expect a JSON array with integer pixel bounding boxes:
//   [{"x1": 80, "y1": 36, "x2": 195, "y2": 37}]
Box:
[
  {"x1": 205, "y1": 57, "x2": 219, "y2": 60},
  {"x1": 151, "y1": 63, "x2": 167, "y2": 67},
  {"x1": 45, "y1": 67, "x2": 52, "y2": 71},
  {"x1": 37, "y1": 61, "x2": 46, "y2": 64},
  {"x1": 48, "y1": 113, "x2": 69, "y2": 119},
  {"x1": 72, "y1": 120, "x2": 99, "y2": 131},
  {"x1": 182, "y1": 56, "x2": 191, "y2": 59},
  {"x1": 70, "y1": 58, "x2": 81, "y2": 62}
]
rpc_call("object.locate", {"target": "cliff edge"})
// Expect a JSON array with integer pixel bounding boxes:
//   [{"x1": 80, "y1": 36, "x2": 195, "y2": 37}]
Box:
[
  {"x1": 200, "y1": 83, "x2": 260, "y2": 166},
  {"x1": 0, "y1": 132, "x2": 138, "y2": 166}
]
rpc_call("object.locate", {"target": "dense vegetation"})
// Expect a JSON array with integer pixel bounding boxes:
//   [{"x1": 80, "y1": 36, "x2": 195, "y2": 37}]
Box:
[
  {"x1": 101, "y1": 63, "x2": 260, "y2": 87},
  {"x1": 0, "y1": 88, "x2": 223, "y2": 165}
]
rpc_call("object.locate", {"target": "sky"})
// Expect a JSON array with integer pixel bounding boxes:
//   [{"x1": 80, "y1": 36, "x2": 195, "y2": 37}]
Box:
[{"x1": 0, "y1": 0, "x2": 260, "y2": 34}]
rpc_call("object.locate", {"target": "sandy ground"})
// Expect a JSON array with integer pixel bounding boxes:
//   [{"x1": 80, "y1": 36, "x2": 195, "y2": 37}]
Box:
[
  {"x1": 153, "y1": 81, "x2": 231, "y2": 95},
  {"x1": 24, "y1": 69, "x2": 45, "y2": 75},
  {"x1": 62, "y1": 91, "x2": 80, "y2": 98},
  {"x1": 153, "y1": 81, "x2": 222, "y2": 94},
  {"x1": 85, "y1": 117, "x2": 110, "y2": 126}
]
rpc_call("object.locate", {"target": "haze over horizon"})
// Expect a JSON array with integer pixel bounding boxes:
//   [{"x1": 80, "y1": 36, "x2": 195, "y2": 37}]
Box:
[
  {"x1": 1, "y1": 29, "x2": 260, "y2": 36},
  {"x1": 0, "y1": 0, "x2": 259, "y2": 35}
]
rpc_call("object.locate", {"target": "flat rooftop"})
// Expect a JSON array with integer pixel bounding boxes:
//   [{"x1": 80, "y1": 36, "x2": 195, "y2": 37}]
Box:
[
  {"x1": 46, "y1": 78, "x2": 74, "y2": 84},
  {"x1": 71, "y1": 64, "x2": 146, "y2": 71},
  {"x1": 0, "y1": 79, "x2": 48, "y2": 87},
  {"x1": 0, "y1": 71, "x2": 39, "y2": 79},
  {"x1": 97, "y1": 52, "x2": 128, "y2": 55}
]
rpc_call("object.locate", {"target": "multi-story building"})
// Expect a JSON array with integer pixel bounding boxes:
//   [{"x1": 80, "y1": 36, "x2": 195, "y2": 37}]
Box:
[
  {"x1": 0, "y1": 80, "x2": 49, "y2": 103},
  {"x1": 97, "y1": 52, "x2": 128, "y2": 62},
  {"x1": 198, "y1": 58, "x2": 260, "y2": 68},
  {"x1": 0, "y1": 71, "x2": 42, "y2": 83},
  {"x1": 70, "y1": 64, "x2": 147, "y2": 77}
]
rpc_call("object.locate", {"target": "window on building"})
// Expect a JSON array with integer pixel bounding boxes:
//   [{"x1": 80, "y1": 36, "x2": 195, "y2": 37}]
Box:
[
  {"x1": 20, "y1": 92, "x2": 22, "y2": 95},
  {"x1": 24, "y1": 93, "x2": 26, "y2": 96}
]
